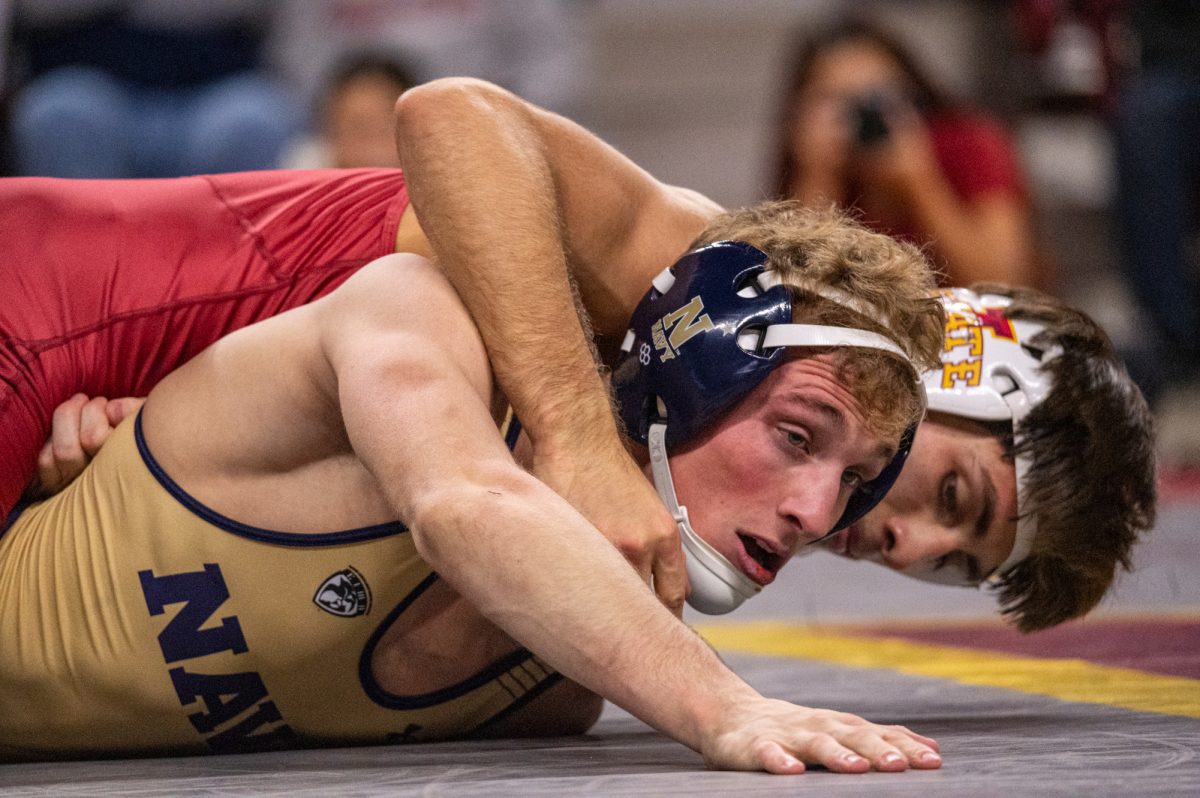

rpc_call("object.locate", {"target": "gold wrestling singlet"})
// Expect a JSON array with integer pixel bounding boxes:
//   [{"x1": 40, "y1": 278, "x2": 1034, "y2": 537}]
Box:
[{"x1": 0, "y1": 411, "x2": 557, "y2": 760}]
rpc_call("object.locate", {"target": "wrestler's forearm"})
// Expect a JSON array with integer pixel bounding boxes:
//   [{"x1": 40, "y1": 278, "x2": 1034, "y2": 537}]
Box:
[
  {"x1": 394, "y1": 79, "x2": 620, "y2": 462},
  {"x1": 393, "y1": 79, "x2": 718, "y2": 456},
  {"x1": 328, "y1": 259, "x2": 942, "y2": 774},
  {"x1": 406, "y1": 470, "x2": 758, "y2": 750},
  {"x1": 392, "y1": 81, "x2": 713, "y2": 613},
  {"x1": 325, "y1": 262, "x2": 748, "y2": 747}
]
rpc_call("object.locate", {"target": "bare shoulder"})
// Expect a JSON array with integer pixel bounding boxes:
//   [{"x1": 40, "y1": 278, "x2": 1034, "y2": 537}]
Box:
[
  {"x1": 635, "y1": 182, "x2": 724, "y2": 264},
  {"x1": 317, "y1": 253, "x2": 494, "y2": 402},
  {"x1": 666, "y1": 184, "x2": 725, "y2": 220},
  {"x1": 321, "y1": 252, "x2": 461, "y2": 327}
]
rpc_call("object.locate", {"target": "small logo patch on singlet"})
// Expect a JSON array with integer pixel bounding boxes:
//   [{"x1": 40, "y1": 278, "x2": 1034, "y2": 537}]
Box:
[{"x1": 313, "y1": 566, "x2": 372, "y2": 617}]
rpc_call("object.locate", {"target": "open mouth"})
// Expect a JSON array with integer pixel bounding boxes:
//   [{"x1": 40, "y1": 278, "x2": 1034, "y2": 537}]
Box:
[{"x1": 737, "y1": 532, "x2": 785, "y2": 585}]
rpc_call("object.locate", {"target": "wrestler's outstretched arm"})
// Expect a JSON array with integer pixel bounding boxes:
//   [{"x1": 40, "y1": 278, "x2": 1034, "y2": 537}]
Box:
[
  {"x1": 319, "y1": 255, "x2": 942, "y2": 774},
  {"x1": 394, "y1": 78, "x2": 721, "y2": 616}
]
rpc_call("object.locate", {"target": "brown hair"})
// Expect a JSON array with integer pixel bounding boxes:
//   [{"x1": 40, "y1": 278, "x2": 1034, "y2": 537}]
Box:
[
  {"x1": 692, "y1": 202, "x2": 945, "y2": 444},
  {"x1": 973, "y1": 284, "x2": 1157, "y2": 631}
]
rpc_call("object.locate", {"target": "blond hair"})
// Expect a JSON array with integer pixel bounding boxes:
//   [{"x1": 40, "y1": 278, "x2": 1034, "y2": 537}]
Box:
[{"x1": 692, "y1": 203, "x2": 944, "y2": 444}]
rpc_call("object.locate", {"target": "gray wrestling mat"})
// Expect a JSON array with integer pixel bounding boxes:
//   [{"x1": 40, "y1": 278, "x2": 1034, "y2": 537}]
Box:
[
  {"x1": 4, "y1": 655, "x2": 1198, "y2": 797},
  {"x1": 4, "y1": 497, "x2": 1198, "y2": 796}
]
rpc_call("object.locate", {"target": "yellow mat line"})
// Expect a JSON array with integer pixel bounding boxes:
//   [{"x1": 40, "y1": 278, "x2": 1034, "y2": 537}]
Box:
[{"x1": 696, "y1": 621, "x2": 1200, "y2": 720}]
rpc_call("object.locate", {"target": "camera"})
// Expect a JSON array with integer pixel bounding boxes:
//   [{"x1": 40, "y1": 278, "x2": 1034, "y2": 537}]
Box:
[{"x1": 850, "y1": 91, "x2": 892, "y2": 147}]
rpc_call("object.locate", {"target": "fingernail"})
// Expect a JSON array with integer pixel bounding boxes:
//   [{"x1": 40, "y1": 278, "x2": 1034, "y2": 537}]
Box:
[
  {"x1": 843, "y1": 753, "x2": 865, "y2": 764},
  {"x1": 920, "y1": 751, "x2": 942, "y2": 765},
  {"x1": 882, "y1": 753, "x2": 903, "y2": 765}
]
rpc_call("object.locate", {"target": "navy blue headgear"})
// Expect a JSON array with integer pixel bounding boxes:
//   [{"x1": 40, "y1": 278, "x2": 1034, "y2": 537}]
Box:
[{"x1": 613, "y1": 240, "x2": 917, "y2": 533}]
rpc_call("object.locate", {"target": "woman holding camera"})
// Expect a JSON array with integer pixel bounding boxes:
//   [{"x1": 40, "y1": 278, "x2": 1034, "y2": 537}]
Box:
[{"x1": 770, "y1": 21, "x2": 1039, "y2": 289}]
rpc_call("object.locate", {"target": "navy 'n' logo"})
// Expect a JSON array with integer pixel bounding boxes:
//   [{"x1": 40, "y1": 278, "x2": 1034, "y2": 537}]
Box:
[{"x1": 140, "y1": 563, "x2": 247, "y2": 662}]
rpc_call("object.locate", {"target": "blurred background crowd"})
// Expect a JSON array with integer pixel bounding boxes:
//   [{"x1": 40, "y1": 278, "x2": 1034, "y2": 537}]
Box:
[{"x1": 0, "y1": 0, "x2": 1197, "y2": 470}]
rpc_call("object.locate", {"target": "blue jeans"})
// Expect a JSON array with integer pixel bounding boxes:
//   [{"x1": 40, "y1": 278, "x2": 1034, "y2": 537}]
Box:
[{"x1": 12, "y1": 66, "x2": 300, "y2": 178}]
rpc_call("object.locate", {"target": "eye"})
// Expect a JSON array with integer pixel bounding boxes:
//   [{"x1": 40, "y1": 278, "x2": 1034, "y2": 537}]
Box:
[
  {"x1": 782, "y1": 429, "x2": 809, "y2": 451},
  {"x1": 841, "y1": 469, "x2": 864, "y2": 491},
  {"x1": 940, "y1": 472, "x2": 958, "y2": 516}
]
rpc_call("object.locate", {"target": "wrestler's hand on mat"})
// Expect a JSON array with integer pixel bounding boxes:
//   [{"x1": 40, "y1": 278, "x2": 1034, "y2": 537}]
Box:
[
  {"x1": 702, "y1": 698, "x2": 942, "y2": 774},
  {"x1": 28, "y1": 393, "x2": 146, "y2": 497},
  {"x1": 533, "y1": 441, "x2": 688, "y2": 618}
]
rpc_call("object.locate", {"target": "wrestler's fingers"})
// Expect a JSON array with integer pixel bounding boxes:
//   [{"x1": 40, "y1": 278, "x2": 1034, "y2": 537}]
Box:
[
  {"x1": 106, "y1": 397, "x2": 146, "y2": 427},
  {"x1": 837, "y1": 728, "x2": 914, "y2": 772},
  {"x1": 884, "y1": 723, "x2": 940, "y2": 752},
  {"x1": 880, "y1": 725, "x2": 942, "y2": 768},
  {"x1": 49, "y1": 393, "x2": 90, "y2": 472},
  {"x1": 801, "y1": 734, "x2": 871, "y2": 774},
  {"x1": 33, "y1": 439, "x2": 58, "y2": 490},
  {"x1": 755, "y1": 741, "x2": 806, "y2": 775},
  {"x1": 838, "y1": 724, "x2": 943, "y2": 772},
  {"x1": 78, "y1": 396, "x2": 112, "y2": 455},
  {"x1": 635, "y1": 559, "x2": 653, "y2": 589}
]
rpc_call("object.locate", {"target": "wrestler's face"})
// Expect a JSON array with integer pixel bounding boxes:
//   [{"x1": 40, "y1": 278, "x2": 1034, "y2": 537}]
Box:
[
  {"x1": 666, "y1": 354, "x2": 897, "y2": 588},
  {"x1": 823, "y1": 413, "x2": 1019, "y2": 585}
]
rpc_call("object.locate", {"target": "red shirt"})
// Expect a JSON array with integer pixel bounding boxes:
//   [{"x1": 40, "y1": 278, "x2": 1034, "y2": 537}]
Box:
[
  {"x1": 0, "y1": 169, "x2": 409, "y2": 518},
  {"x1": 858, "y1": 110, "x2": 1029, "y2": 254}
]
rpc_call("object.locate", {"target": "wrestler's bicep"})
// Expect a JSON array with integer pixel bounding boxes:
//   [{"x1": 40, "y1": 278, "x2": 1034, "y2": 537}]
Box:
[{"x1": 318, "y1": 254, "x2": 512, "y2": 519}]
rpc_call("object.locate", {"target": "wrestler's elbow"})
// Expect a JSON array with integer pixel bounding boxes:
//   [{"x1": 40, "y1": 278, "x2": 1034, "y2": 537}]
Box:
[
  {"x1": 394, "y1": 77, "x2": 514, "y2": 137},
  {"x1": 404, "y1": 462, "x2": 541, "y2": 567}
]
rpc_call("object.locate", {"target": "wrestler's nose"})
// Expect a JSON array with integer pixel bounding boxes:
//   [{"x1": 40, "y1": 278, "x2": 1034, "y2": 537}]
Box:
[
  {"x1": 778, "y1": 465, "x2": 845, "y2": 547},
  {"x1": 880, "y1": 515, "x2": 958, "y2": 570}
]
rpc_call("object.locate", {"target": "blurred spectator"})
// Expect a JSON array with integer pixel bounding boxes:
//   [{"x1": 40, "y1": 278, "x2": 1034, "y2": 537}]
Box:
[
  {"x1": 769, "y1": 20, "x2": 1040, "y2": 289},
  {"x1": 1, "y1": 1, "x2": 11, "y2": 95},
  {"x1": 9, "y1": 0, "x2": 300, "y2": 178},
  {"x1": 1011, "y1": 0, "x2": 1125, "y2": 111},
  {"x1": 284, "y1": 51, "x2": 416, "y2": 170},
  {"x1": 269, "y1": 0, "x2": 584, "y2": 117},
  {"x1": 1111, "y1": 0, "x2": 1200, "y2": 389}
]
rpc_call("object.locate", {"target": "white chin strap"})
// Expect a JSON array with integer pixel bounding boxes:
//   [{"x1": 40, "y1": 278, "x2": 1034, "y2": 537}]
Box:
[{"x1": 647, "y1": 422, "x2": 760, "y2": 615}]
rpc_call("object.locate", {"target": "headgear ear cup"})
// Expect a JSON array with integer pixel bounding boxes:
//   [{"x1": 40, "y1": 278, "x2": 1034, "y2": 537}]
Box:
[{"x1": 613, "y1": 241, "x2": 922, "y2": 613}]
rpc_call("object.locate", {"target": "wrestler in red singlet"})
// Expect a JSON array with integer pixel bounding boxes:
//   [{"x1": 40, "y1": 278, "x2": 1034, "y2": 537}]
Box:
[{"x1": 0, "y1": 169, "x2": 410, "y2": 520}]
